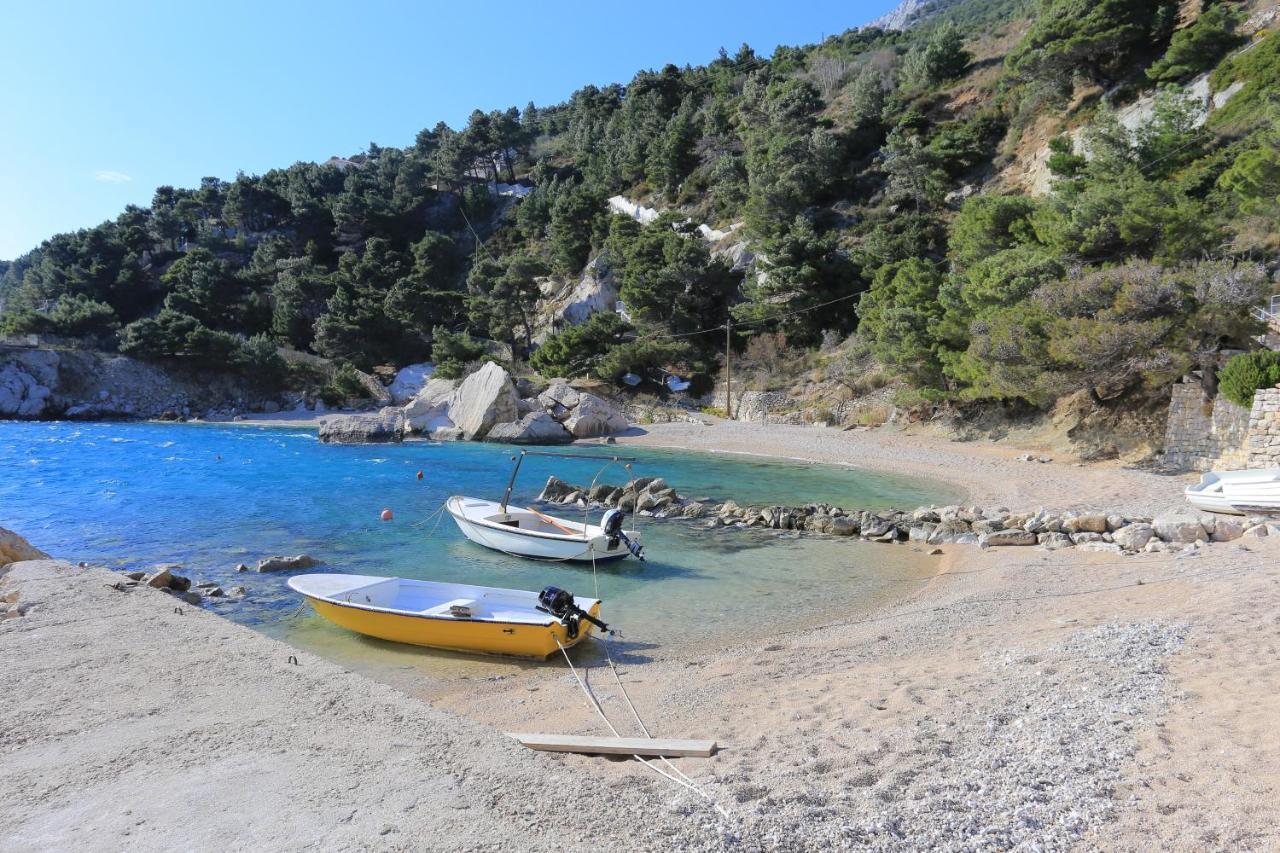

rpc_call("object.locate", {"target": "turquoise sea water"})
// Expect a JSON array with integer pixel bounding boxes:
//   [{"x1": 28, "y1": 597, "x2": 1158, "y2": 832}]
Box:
[{"x1": 2, "y1": 421, "x2": 958, "y2": 667}]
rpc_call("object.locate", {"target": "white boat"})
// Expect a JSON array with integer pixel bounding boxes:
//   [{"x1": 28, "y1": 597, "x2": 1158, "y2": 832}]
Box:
[
  {"x1": 1185, "y1": 468, "x2": 1280, "y2": 514},
  {"x1": 446, "y1": 450, "x2": 645, "y2": 562},
  {"x1": 1219, "y1": 469, "x2": 1280, "y2": 514},
  {"x1": 288, "y1": 573, "x2": 605, "y2": 659},
  {"x1": 446, "y1": 496, "x2": 639, "y2": 561}
]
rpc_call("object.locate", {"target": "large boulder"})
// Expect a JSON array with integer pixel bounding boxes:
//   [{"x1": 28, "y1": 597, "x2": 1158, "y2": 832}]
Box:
[
  {"x1": 563, "y1": 392, "x2": 628, "y2": 438},
  {"x1": 1112, "y1": 523, "x2": 1154, "y2": 551},
  {"x1": 979, "y1": 529, "x2": 1037, "y2": 547},
  {"x1": 447, "y1": 362, "x2": 519, "y2": 440},
  {"x1": 1062, "y1": 513, "x2": 1108, "y2": 535},
  {"x1": 1152, "y1": 512, "x2": 1210, "y2": 544},
  {"x1": 403, "y1": 378, "x2": 457, "y2": 434},
  {"x1": 387, "y1": 363, "x2": 435, "y2": 403},
  {"x1": 538, "y1": 382, "x2": 581, "y2": 422},
  {"x1": 487, "y1": 412, "x2": 574, "y2": 445},
  {"x1": 0, "y1": 527, "x2": 49, "y2": 566},
  {"x1": 318, "y1": 409, "x2": 405, "y2": 444}
]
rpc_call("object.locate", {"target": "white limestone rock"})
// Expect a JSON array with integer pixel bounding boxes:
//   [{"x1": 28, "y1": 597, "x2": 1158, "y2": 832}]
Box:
[
  {"x1": 563, "y1": 392, "x2": 628, "y2": 438},
  {"x1": 487, "y1": 412, "x2": 574, "y2": 445},
  {"x1": 403, "y1": 378, "x2": 457, "y2": 434},
  {"x1": 387, "y1": 363, "x2": 435, "y2": 403},
  {"x1": 446, "y1": 362, "x2": 518, "y2": 440},
  {"x1": 318, "y1": 409, "x2": 405, "y2": 444}
]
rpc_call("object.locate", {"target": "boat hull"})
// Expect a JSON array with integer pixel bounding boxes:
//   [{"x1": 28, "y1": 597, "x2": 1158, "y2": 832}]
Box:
[
  {"x1": 1221, "y1": 479, "x2": 1280, "y2": 514},
  {"x1": 1186, "y1": 469, "x2": 1280, "y2": 514},
  {"x1": 446, "y1": 496, "x2": 632, "y2": 562},
  {"x1": 301, "y1": 595, "x2": 600, "y2": 659},
  {"x1": 287, "y1": 574, "x2": 603, "y2": 660}
]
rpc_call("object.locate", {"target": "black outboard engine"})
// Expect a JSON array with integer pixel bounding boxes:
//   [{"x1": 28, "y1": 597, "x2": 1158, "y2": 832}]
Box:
[
  {"x1": 537, "y1": 585, "x2": 609, "y2": 640},
  {"x1": 600, "y1": 508, "x2": 645, "y2": 561}
]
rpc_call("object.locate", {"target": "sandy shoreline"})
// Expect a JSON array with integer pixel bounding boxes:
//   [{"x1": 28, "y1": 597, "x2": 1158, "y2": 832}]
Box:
[
  {"x1": 611, "y1": 421, "x2": 1191, "y2": 516},
  {"x1": 3, "y1": 421, "x2": 1276, "y2": 850}
]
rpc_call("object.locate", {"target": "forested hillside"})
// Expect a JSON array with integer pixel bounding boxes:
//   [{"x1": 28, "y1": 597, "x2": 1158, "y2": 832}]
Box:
[{"x1": 3, "y1": 0, "x2": 1278, "y2": 415}]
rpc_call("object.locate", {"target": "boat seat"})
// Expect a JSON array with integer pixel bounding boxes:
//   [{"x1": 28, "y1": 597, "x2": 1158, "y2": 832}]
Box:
[{"x1": 422, "y1": 597, "x2": 481, "y2": 617}]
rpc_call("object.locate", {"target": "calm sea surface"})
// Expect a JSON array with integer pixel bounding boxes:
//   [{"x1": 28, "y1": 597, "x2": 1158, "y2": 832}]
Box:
[{"x1": 2, "y1": 421, "x2": 959, "y2": 671}]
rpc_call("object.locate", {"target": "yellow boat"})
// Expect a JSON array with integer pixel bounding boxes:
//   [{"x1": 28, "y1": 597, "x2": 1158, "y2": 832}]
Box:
[{"x1": 287, "y1": 573, "x2": 605, "y2": 659}]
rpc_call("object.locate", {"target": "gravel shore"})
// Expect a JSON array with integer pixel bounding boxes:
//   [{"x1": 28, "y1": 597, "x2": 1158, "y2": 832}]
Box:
[
  {"x1": 611, "y1": 421, "x2": 1190, "y2": 517},
  {"x1": 2, "y1": 422, "x2": 1276, "y2": 850}
]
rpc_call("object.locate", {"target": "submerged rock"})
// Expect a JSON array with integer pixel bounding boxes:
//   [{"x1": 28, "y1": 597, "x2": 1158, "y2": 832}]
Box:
[{"x1": 256, "y1": 555, "x2": 320, "y2": 573}]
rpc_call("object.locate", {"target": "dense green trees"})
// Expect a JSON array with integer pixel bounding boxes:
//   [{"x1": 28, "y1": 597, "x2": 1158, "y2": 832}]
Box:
[
  {"x1": 1147, "y1": 4, "x2": 1244, "y2": 83},
  {"x1": 2, "y1": 1, "x2": 1274, "y2": 414},
  {"x1": 1008, "y1": 0, "x2": 1178, "y2": 89},
  {"x1": 529, "y1": 312, "x2": 633, "y2": 378}
]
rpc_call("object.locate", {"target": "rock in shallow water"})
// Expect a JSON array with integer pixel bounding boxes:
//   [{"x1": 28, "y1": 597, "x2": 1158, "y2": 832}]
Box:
[
  {"x1": 318, "y1": 410, "x2": 404, "y2": 444},
  {"x1": 256, "y1": 555, "x2": 319, "y2": 573}
]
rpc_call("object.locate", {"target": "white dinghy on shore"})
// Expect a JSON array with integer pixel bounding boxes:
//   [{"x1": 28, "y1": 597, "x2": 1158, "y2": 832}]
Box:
[
  {"x1": 447, "y1": 451, "x2": 645, "y2": 562},
  {"x1": 1184, "y1": 468, "x2": 1280, "y2": 514}
]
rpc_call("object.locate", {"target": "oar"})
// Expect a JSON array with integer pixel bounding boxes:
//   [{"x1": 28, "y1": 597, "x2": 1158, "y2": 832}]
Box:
[{"x1": 528, "y1": 507, "x2": 581, "y2": 537}]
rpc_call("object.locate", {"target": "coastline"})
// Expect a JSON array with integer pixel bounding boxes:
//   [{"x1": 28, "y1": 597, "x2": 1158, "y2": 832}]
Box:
[
  {"x1": 610, "y1": 420, "x2": 1190, "y2": 516},
  {"x1": 5, "y1": 421, "x2": 1277, "y2": 849}
]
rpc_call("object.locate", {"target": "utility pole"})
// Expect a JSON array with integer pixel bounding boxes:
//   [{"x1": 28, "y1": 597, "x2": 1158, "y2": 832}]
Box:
[{"x1": 724, "y1": 317, "x2": 733, "y2": 420}]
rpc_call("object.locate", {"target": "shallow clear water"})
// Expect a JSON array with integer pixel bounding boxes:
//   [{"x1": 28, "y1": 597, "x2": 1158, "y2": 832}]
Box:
[{"x1": 1, "y1": 421, "x2": 958, "y2": 669}]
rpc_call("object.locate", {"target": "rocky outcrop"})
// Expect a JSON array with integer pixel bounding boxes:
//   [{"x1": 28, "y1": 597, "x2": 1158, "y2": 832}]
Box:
[
  {"x1": 447, "y1": 362, "x2": 519, "y2": 440},
  {"x1": 318, "y1": 409, "x2": 405, "y2": 444},
  {"x1": 391, "y1": 365, "x2": 629, "y2": 444},
  {"x1": 387, "y1": 363, "x2": 435, "y2": 403},
  {"x1": 488, "y1": 412, "x2": 574, "y2": 445},
  {"x1": 0, "y1": 346, "x2": 291, "y2": 420},
  {"x1": 0, "y1": 527, "x2": 49, "y2": 566},
  {"x1": 533, "y1": 257, "x2": 620, "y2": 343},
  {"x1": 403, "y1": 378, "x2": 457, "y2": 436},
  {"x1": 563, "y1": 392, "x2": 628, "y2": 438},
  {"x1": 255, "y1": 555, "x2": 320, "y2": 573},
  {"x1": 0, "y1": 350, "x2": 57, "y2": 417}
]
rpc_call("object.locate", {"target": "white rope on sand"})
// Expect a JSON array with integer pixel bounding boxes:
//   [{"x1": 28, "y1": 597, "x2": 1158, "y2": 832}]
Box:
[{"x1": 554, "y1": 637, "x2": 731, "y2": 821}]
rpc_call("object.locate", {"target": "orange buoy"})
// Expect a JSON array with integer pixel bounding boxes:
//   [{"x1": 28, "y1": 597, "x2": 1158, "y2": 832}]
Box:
[
  {"x1": 380, "y1": 508, "x2": 394, "y2": 521},
  {"x1": 416, "y1": 470, "x2": 424, "y2": 480}
]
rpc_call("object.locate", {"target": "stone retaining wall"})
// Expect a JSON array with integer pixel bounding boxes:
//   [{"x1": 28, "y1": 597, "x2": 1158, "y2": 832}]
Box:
[
  {"x1": 1246, "y1": 387, "x2": 1280, "y2": 468},
  {"x1": 1163, "y1": 379, "x2": 1250, "y2": 471}
]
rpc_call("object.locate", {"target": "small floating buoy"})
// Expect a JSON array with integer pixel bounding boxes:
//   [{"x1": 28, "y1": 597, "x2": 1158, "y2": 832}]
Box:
[
  {"x1": 380, "y1": 508, "x2": 394, "y2": 521},
  {"x1": 416, "y1": 470, "x2": 424, "y2": 480}
]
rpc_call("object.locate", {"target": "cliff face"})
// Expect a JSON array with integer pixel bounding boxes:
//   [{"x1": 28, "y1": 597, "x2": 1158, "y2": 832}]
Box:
[
  {"x1": 868, "y1": 0, "x2": 965, "y2": 30},
  {"x1": 0, "y1": 346, "x2": 280, "y2": 421}
]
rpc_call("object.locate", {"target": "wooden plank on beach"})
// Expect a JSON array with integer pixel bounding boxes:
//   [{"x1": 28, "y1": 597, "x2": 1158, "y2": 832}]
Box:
[{"x1": 505, "y1": 732, "x2": 717, "y2": 757}]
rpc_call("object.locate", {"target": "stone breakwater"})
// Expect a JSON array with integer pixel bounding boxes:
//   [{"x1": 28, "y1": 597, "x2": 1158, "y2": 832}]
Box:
[{"x1": 538, "y1": 477, "x2": 1273, "y2": 555}]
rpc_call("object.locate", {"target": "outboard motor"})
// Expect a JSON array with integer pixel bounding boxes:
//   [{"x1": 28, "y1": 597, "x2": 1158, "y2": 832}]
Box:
[
  {"x1": 600, "y1": 508, "x2": 645, "y2": 561},
  {"x1": 537, "y1": 585, "x2": 609, "y2": 640}
]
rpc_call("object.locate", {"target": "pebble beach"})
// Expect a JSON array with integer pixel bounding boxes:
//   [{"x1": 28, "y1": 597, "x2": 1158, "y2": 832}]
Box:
[{"x1": 2, "y1": 421, "x2": 1277, "y2": 850}]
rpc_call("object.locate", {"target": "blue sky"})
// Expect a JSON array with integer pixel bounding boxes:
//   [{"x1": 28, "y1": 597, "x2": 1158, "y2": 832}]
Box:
[{"x1": 0, "y1": 0, "x2": 899, "y2": 260}]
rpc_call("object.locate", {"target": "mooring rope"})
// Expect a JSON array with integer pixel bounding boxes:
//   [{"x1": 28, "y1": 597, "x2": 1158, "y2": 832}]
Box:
[{"x1": 554, "y1": 637, "x2": 731, "y2": 821}]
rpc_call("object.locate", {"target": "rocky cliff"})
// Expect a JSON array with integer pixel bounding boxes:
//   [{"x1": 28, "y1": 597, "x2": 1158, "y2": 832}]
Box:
[{"x1": 0, "y1": 346, "x2": 281, "y2": 421}]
